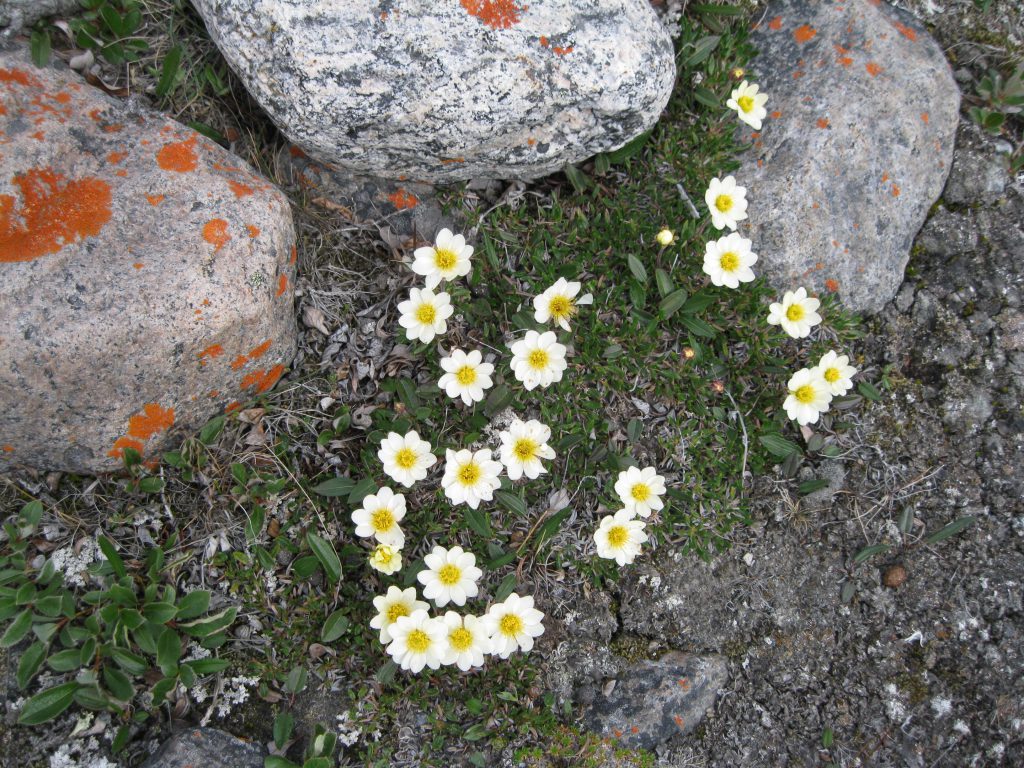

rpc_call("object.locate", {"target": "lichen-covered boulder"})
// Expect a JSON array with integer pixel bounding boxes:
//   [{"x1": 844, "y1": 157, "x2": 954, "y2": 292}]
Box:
[
  {"x1": 193, "y1": 0, "x2": 676, "y2": 183},
  {"x1": 0, "y1": 47, "x2": 297, "y2": 474},
  {"x1": 738, "y1": 0, "x2": 959, "y2": 314}
]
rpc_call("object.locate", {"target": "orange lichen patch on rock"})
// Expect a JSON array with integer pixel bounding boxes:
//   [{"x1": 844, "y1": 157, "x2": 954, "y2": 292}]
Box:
[
  {"x1": 248, "y1": 339, "x2": 273, "y2": 360},
  {"x1": 865, "y1": 62, "x2": 883, "y2": 77},
  {"x1": 2, "y1": 444, "x2": 14, "y2": 452},
  {"x1": 881, "y1": 172, "x2": 890, "y2": 183},
  {"x1": 539, "y1": 35, "x2": 549, "y2": 47},
  {"x1": 289, "y1": 245, "x2": 297, "y2": 264},
  {"x1": 102, "y1": 124, "x2": 123, "y2": 133},
  {"x1": 552, "y1": 45, "x2": 573, "y2": 55},
  {"x1": 128, "y1": 403, "x2": 175, "y2": 440},
  {"x1": 241, "y1": 364, "x2": 286, "y2": 394},
  {"x1": 247, "y1": 224, "x2": 261, "y2": 238},
  {"x1": 527, "y1": 137, "x2": 537, "y2": 146},
  {"x1": 816, "y1": 117, "x2": 830, "y2": 129},
  {"x1": 0, "y1": 68, "x2": 42, "y2": 89},
  {"x1": 460, "y1": 0, "x2": 525, "y2": 30},
  {"x1": 792, "y1": 70, "x2": 805, "y2": 79},
  {"x1": 811, "y1": 201, "x2": 820, "y2": 209},
  {"x1": 107, "y1": 436, "x2": 143, "y2": 459},
  {"x1": 230, "y1": 353, "x2": 249, "y2": 371},
  {"x1": 132, "y1": 262, "x2": 144, "y2": 269},
  {"x1": 276, "y1": 274, "x2": 289, "y2": 297},
  {"x1": 441, "y1": 157, "x2": 466, "y2": 164},
  {"x1": 146, "y1": 194, "x2": 164, "y2": 206},
  {"x1": 825, "y1": 278, "x2": 840, "y2": 292},
  {"x1": 289, "y1": 145, "x2": 307, "y2": 158},
  {"x1": 770, "y1": 110, "x2": 782, "y2": 119},
  {"x1": 0, "y1": 168, "x2": 112, "y2": 263},
  {"x1": 198, "y1": 343, "x2": 225, "y2": 366},
  {"x1": 208, "y1": 390, "x2": 220, "y2": 398},
  {"x1": 793, "y1": 24, "x2": 817, "y2": 44},
  {"x1": 768, "y1": 15, "x2": 783, "y2": 30},
  {"x1": 387, "y1": 188, "x2": 418, "y2": 210},
  {"x1": 227, "y1": 179, "x2": 255, "y2": 197},
  {"x1": 107, "y1": 151, "x2": 127, "y2": 164},
  {"x1": 30, "y1": 130, "x2": 45, "y2": 141},
  {"x1": 892, "y1": 20, "x2": 917, "y2": 40},
  {"x1": 891, "y1": 184, "x2": 900, "y2": 197},
  {"x1": 225, "y1": 401, "x2": 242, "y2": 413},
  {"x1": 202, "y1": 219, "x2": 230, "y2": 252},
  {"x1": 156, "y1": 135, "x2": 199, "y2": 172},
  {"x1": 53, "y1": 91, "x2": 71, "y2": 104},
  {"x1": 921, "y1": 112, "x2": 929, "y2": 124},
  {"x1": 673, "y1": 715, "x2": 685, "y2": 728}
]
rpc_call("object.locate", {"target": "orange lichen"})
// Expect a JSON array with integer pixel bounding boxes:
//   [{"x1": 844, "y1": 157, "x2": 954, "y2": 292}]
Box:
[
  {"x1": 770, "y1": 110, "x2": 782, "y2": 119},
  {"x1": 527, "y1": 137, "x2": 537, "y2": 146},
  {"x1": 29, "y1": 130, "x2": 44, "y2": 141},
  {"x1": 107, "y1": 151, "x2": 127, "y2": 164},
  {"x1": 921, "y1": 112, "x2": 929, "y2": 124},
  {"x1": 241, "y1": 364, "x2": 286, "y2": 394},
  {"x1": 2, "y1": 444, "x2": 13, "y2": 452},
  {"x1": 289, "y1": 145, "x2": 307, "y2": 158},
  {"x1": 881, "y1": 172, "x2": 889, "y2": 183},
  {"x1": 0, "y1": 68, "x2": 42, "y2": 89},
  {"x1": 441, "y1": 157, "x2": 465, "y2": 164},
  {"x1": 107, "y1": 436, "x2": 143, "y2": 459},
  {"x1": 156, "y1": 135, "x2": 198, "y2": 172},
  {"x1": 793, "y1": 25, "x2": 816, "y2": 44},
  {"x1": 289, "y1": 245, "x2": 297, "y2": 264},
  {"x1": 460, "y1": 0, "x2": 525, "y2": 30},
  {"x1": 552, "y1": 45, "x2": 573, "y2": 55},
  {"x1": 53, "y1": 92, "x2": 71, "y2": 104},
  {"x1": 276, "y1": 274, "x2": 288, "y2": 297},
  {"x1": 0, "y1": 168, "x2": 112, "y2": 263},
  {"x1": 132, "y1": 262, "x2": 144, "y2": 269},
  {"x1": 225, "y1": 401, "x2": 242, "y2": 413},
  {"x1": 208, "y1": 390, "x2": 220, "y2": 398},
  {"x1": 247, "y1": 224, "x2": 261, "y2": 238},
  {"x1": 202, "y1": 219, "x2": 230, "y2": 252},
  {"x1": 891, "y1": 184, "x2": 900, "y2": 197},
  {"x1": 102, "y1": 124, "x2": 123, "y2": 133},
  {"x1": 228, "y1": 179, "x2": 255, "y2": 197},
  {"x1": 146, "y1": 194, "x2": 164, "y2": 206},
  {"x1": 825, "y1": 278, "x2": 840, "y2": 292},
  {"x1": 768, "y1": 15, "x2": 782, "y2": 30},
  {"x1": 230, "y1": 354, "x2": 249, "y2": 371},
  {"x1": 248, "y1": 339, "x2": 273, "y2": 360},
  {"x1": 673, "y1": 715, "x2": 685, "y2": 728},
  {"x1": 539, "y1": 35, "x2": 549, "y2": 47},
  {"x1": 866, "y1": 62, "x2": 883, "y2": 77},
  {"x1": 816, "y1": 118, "x2": 830, "y2": 129},
  {"x1": 127, "y1": 403, "x2": 175, "y2": 440},
  {"x1": 199, "y1": 344, "x2": 224, "y2": 366},
  {"x1": 893, "y1": 20, "x2": 917, "y2": 40},
  {"x1": 387, "y1": 188, "x2": 418, "y2": 210}
]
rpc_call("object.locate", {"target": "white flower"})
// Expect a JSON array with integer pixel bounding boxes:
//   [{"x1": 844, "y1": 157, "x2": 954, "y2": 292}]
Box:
[
  {"x1": 532, "y1": 277, "x2": 593, "y2": 331},
  {"x1": 385, "y1": 609, "x2": 447, "y2": 673},
  {"x1": 368, "y1": 543, "x2": 402, "y2": 575},
  {"x1": 417, "y1": 545, "x2": 483, "y2": 607},
  {"x1": 438, "y1": 349, "x2": 494, "y2": 406},
  {"x1": 704, "y1": 175, "x2": 748, "y2": 231},
  {"x1": 378, "y1": 430, "x2": 437, "y2": 488},
  {"x1": 815, "y1": 350, "x2": 858, "y2": 396},
  {"x1": 767, "y1": 287, "x2": 822, "y2": 339},
  {"x1": 397, "y1": 287, "x2": 453, "y2": 344},
  {"x1": 440, "y1": 612, "x2": 491, "y2": 671},
  {"x1": 370, "y1": 586, "x2": 429, "y2": 644},
  {"x1": 441, "y1": 448, "x2": 502, "y2": 509},
  {"x1": 726, "y1": 80, "x2": 769, "y2": 130},
  {"x1": 613, "y1": 466, "x2": 666, "y2": 518},
  {"x1": 351, "y1": 486, "x2": 406, "y2": 548},
  {"x1": 703, "y1": 232, "x2": 758, "y2": 288},
  {"x1": 509, "y1": 330, "x2": 568, "y2": 390},
  {"x1": 656, "y1": 229, "x2": 675, "y2": 246},
  {"x1": 482, "y1": 593, "x2": 545, "y2": 659},
  {"x1": 411, "y1": 228, "x2": 473, "y2": 289},
  {"x1": 498, "y1": 418, "x2": 555, "y2": 481},
  {"x1": 783, "y1": 367, "x2": 833, "y2": 425},
  {"x1": 594, "y1": 510, "x2": 649, "y2": 566}
]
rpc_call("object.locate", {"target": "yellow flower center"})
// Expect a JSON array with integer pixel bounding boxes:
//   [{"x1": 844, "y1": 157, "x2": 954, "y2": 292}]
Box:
[
  {"x1": 607, "y1": 525, "x2": 629, "y2": 548},
  {"x1": 438, "y1": 563, "x2": 462, "y2": 586},
  {"x1": 719, "y1": 251, "x2": 740, "y2": 272},
  {"x1": 548, "y1": 295, "x2": 574, "y2": 320},
  {"x1": 794, "y1": 384, "x2": 816, "y2": 404},
  {"x1": 715, "y1": 194, "x2": 733, "y2": 213},
  {"x1": 499, "y1": 613, "x2": 524, "y2": 637},
  {"x1": 406, "y1": 628, "x2": 431, "y2": 653},
  {"x1": 457, "y1": 461, "x2": 480, "y2": 486},
  {"x1": 513, "y1": 438, "x2": 538, "y2": 462},
  {"x1": 386, "y1": 602, "x2": 410, "y2": 623},
  {"x1": 785, "y1": 303, "x2": 805, "y2": 322},
  {"x1": 433, "y1": 248, "x2": 457, "y2": 271},
  {"x1": 737, "y1": 95, "x2": 754, "y2": 113},
  {"x1": 372, "y1": 546, "x2": 394, "y2": 566},
  {"x1": 455, "y1": 365, "x2": 477, "y2": 386},
  {"x1": 527, "y1": 349, "x2": 550, "y2": 370},
  {"x1": 824, "y1": 367, "x2": 840, "y2": 383},
  {"x1": 449, "y1": 627, "x2": 473, "y2": 652},
  {"x1": 370, "y1": 508, "x2": 394, "y2": 532},
  {"x1": 415, "y1": 303, "x2": 437, "y2": 324},
  {"x1": 630, "y1": 483, "x2": 650, "y2": 502},
  {"x1": 394, "y1": 447, "x2": 417, "y2": 470}
]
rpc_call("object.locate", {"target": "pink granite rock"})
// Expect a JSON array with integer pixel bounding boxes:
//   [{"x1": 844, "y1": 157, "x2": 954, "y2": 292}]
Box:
[{"x1": 0, "y1": 47, "x2": 297, "y2": 474}]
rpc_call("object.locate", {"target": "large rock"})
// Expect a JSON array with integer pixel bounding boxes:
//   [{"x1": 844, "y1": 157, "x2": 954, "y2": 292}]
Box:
[
  {"x1": 739, "y1": 0, "x2": 958, "y2": 314},
  {"x1": 0, "y1": 47, "x2": 297, "y2": 474},
  {"x1": 140, "y1": 728, "x2": 265, "y2": 768},
  {"x1": 193, "y1": 0, "x2": 676, "y2": 183},
  {"x1": 0, "y1": 0, "x2": 80, "y2": 34}
]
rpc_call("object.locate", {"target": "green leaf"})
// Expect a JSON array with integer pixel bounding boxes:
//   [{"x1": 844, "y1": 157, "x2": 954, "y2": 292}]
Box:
[
  {"x1": 47, "y1": 648, "x2": 82, "y2": 672},
  {"x1": 681, "y1": 292, "x2": 717, "y2": 314},
  {"x1": 188, "y1": 121, "x2": 227, "y2": 146},
  {"x1": 562, "y1": 164, "x2": 592, "y2": 193},
  {"x1": 112, "y1": 724, "x2": 132, "y2": 754},
  {"x1": 758, "y1": 434, "x2": 801, "y2": 459},
  {"x1": 463, "y1": 723, "x2": 489, "y2": 741},
  {"x1": 925, "y1": 516, "x2": 975, "y2": 544},
  {"x1": 108, "y1": 647, "x2": 148, "y2": 676},
  {"x1": 680, "y1": 316, "x2": 717, "y2": 338},
  {"x1": 175, "y1": 590, "x2": 211, "y2": 620},
  {"x1": 16, "y1": 640, "x2": 46, "y2": 689},
  {"x1": 375, "y1": 660, "x2": 397, "y2": 684},
  {"x1": 605, "y1": 131, "x2": 651, "y2": 164},
  {"x1": 798, "y1": 479, "x2": 830, "y2": 495},
  {"x1": 0, "y1": 608, "x2": 32, "y2": 647},
  {"x1": 691, "y1": 3, "x2": 747, "y2": 15},
  {"x1": 493, "y1": 573, "x2": 517, "y2": 603},
  {"x1": 464, "y1": 506, "x2": 491, "y2": 538},
  {"x1": 183, "y1": 658, "x2": 230, "y2": 675},
  {"x1": 321, "y1": 610, "x2": 349, "y2": 643},
  {"x1": 264, "y1": 758, "x2": 300, "y2": 768},
  {"x1": 347, "y1": 477, "x2": 377, "y2": 505},
  {"x1": 310, "y1": 476, "x2": 354, "y2": 497},
  {"x1": 396, "y1": 378, "x2": 419, "y2": 411},
  {"x1": 103, "y1": 666, "x2": 134, "y2": 702},
  {"x1": 685, "y1": 35, "x2": 721, "y2": 67},
  {"x1": 694, "y1": 86, "x2": 719, "y2": 108},
  {"x1": 18, "y1": 682, "x2": 78, "y2": 725},
  {"x1": 857, "y1": 381, "x2": 882, "y2": 402},
  {"x1": 853, "y1": 543, "x2": 890, "y2": 564},
  {"x1": 484, "y1": 384, "x2": 513, "y2": 417},
  {"x1": 137, "y1": 476, "x2": 165, "y2": 494},
  {"x1": 655, "y1": 268, "x2": 674, "y2": 298},
  {"x1": 30, "y1": 28, "x2": 52, "y2": 67},
  {"x1": 98, "y1": 536, "x2": 126, "y2": 578},
  {"x1": 178, "y1": 606, "x2": 237, "y2": 638},
  {"x1": 897, "y1": 507, "x2": 915, "y2": 535},
  {"x1": 157, "y1": 628, "x2": 181, "y2": 676},
  {"x1": 155, "y1": 44, "x2": 182, "y2": 98},
  {"x1": 274, "y1": 712, "x2": 295, "y2": 749},
  {"x1": 199, "y1": 415, "x2": 226, "y2": 445},
  {"x1": 142, "y1": 602, "x2": 178, "y2": 624},
  {"x1": 494, "y1": 490, "x2": 527, "y2": 517},
  {"x1": 626, "y1": 254, "x2": 647, "y2": 283},
  {"x1": 284, "y1": 665, "x2": 307, "y2": 695},
  {"x1": 245, "y1": 505, "x2": 265, "y2": 543},
  {"x1": 151, "y1": 676, "x2": 176, "y2": 706},
  {"x1": 307, "y1": 533, "x2": 342, "y2": 584},
  {"x1": 659, "y1": 289, "x2": 688, "y2": 319}
]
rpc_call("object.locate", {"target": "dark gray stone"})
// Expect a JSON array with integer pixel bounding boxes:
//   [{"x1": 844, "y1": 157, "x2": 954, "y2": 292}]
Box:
[
  {"x1": 193, "y1": 0, "x2": 676, "y2": 183},
  {"x1": 738, "y1": 0, "x2": 959, "y2": 313},
  {"x1": 580, "y1": 652, "x2": 727, "y2": 749},
  {"x1": 140, "y1": 727, "x2": 265, "y2": 768},
  {"x1": 0, "y1": 0, "x2": 79, "y2": 34}
]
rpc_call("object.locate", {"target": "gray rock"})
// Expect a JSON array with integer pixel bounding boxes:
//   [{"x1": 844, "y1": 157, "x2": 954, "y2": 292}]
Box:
[
  {"x1": 580, "y1": 652, "x2": 727, "y2": 749},
  {"x1": 140, "y1": 727, "x2": 264, "y2": 768},
  {"x1": 0, "y1": 0, "x2": 79, "y2": 34},
  {"x1": 941, "y1": 375, "x2": 993, "y2": 434},
  {"x1": 739, "y1": 0, "x2": 958, "y2": 313},
  {"x1": 915, "y1": 207, "x2": 979, "y2": 258},
  {"x1": 193, "y1": 0, "x2": 675, "y2": 183},
  {"x1": 0, "y1": 47, "x2": 297, "y2": 474},
  {"x1": 943, "y1": 125, "x2": 1009, "y2": 206}
]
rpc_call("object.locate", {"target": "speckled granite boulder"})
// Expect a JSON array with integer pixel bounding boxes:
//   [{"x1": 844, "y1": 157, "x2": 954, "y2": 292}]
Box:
[
  {"x1": 192, "y1": 0, "x2": 676, "y2": 183},
  {"x1": 738, "y1": 0, "x2": 958, "y2": 314},
  {"x1": 0, "y1": 0, "x2": 80, "y2": 34},
  {"x1": 140, "y1": 728, "x2": 264, "y2": 768},
  {"x1": 581, "y1": 652, "x2": 727, "y2": 749},
  {"x1": 0, "y1": 47, "x2": 297, "y2": 474}
]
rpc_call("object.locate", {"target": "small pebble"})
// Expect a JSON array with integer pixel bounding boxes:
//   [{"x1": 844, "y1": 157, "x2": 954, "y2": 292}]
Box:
[{"x1": 883, "y1": 564, "x2": 907, "y2": 589}]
